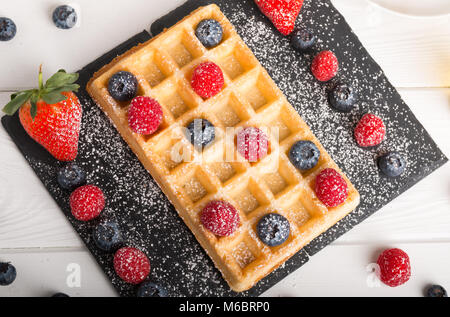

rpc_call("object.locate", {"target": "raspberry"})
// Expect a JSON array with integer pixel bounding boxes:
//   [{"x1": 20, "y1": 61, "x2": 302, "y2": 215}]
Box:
[
  {"x1": 201, "y1": 201, "x2": 240, "y2": 237},
  {"x1": 311, "y1": 50, "x2": 339, "y2": 82},
  {"x1": 114, "y1": 247, "x2": 150, "y2": 285},
  {"x1": 69, "y1": 185, "x2": 105, "y2": 221},
  {"x1": 237, "y1": 127, "x2": 269, "y2": 162},
  {"x1": 354, "y1": 113, "x2": 386, "y2": 147},
  {"x1": 128, "y1": 96, "x2": 163, "y2": 135},
  {"x1": 377, "y1": 248, "x2": 411, "y2": 287},
  {"x1": 191, "y1": 62, "x2": 224, "y2": 98},
  {"x1": 315, "y1": 168, "x2": 348, "y2": 207}
]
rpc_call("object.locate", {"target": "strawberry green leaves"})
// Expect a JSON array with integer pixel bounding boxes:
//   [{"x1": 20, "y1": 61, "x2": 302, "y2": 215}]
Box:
[
  {"x1": 3, "y1": 91, "x2": 34, "y2": 116},
  {"x1": 2, "y1": 66, "x2": 80, "y2": 119},
  {"x1": 45, "y1": 69, "x2": 79, "y2": 89}
]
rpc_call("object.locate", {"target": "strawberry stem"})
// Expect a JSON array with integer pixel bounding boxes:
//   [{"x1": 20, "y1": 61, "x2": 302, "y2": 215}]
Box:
[{"x1": 38, "y1": 65, "x2": 44, "y2": 92}]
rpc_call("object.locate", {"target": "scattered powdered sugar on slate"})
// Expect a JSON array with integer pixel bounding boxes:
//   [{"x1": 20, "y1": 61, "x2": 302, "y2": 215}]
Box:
[
  {"x1": 20, "y1": 0, "x2": 447, "y2": 297},
  {"x1": 222, "y1": 0, "x2": 446, "y2": 251}
]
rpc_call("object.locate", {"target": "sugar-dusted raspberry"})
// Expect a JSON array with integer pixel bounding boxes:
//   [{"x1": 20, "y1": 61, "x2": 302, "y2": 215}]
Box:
[
  {"x1": 201, "y1": 200, "x2": 240, "y2": 237},
  {"x1": 69, "y1": 185, "x2": 105, "y2": 221},
  {"x1": 311, "y1": 50, "x2": 339, "y2": 82},
  {"x1": 114, "y1": 247, "x2": 150, "y2": 285},
  {"x1": 354, "y1": 113, "x2": 386, "y2": 147},
  {"x1": 237, "y1": 127, "x2": 269, "y2": 162},
  {"x1": 191, "y1": 61, "x2": 224, "y2": 98},
  {"x1": 128, "y1": 96, "x2": 163, "y2": 135},
  {"x1": 315, "y1": 168, "x2": 348, "y2": 207},
  {"x1": 377, "y1": 248, "x2": 411, "y2": 287}
]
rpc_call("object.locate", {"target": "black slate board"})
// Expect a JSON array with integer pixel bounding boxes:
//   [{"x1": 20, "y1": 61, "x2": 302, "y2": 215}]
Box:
[{"x1": 2, "y1": 0, "x2": 447, "y2": 297}]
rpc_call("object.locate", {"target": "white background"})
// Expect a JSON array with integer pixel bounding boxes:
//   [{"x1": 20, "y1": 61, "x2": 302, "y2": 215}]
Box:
[{"x1": 0, "y1": 0, "x2": 449, "y2": 297}]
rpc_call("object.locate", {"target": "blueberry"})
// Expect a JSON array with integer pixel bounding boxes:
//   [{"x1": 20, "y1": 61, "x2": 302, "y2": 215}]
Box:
[
  {"x1": 186, "y1": 119, "x2": 215, "y2": 149},
  {"x1": 137, "y1": 281, "x2": 168, "y2": 297},
  {"x1": 195, "y1": 19, "x2": 223, "y2": 48},
  {"x1": 57, "y1": 163, "x2": 87, "y2": 191},
  {"x1": 0, "y1": 17, "x2": 17, "y2": 41},
  {"x1": 257, "y1": 213, "x2": 290, "y2": 247},
  {"x1": 289, "y1": 141, "x2": 320, "y2": 171},
  {"x1": 291, "y1": 28, "x2": 316, "y2": 52},
  {"x1": 378, "y1": 152, "x2": 406, "y2": 178},
  {"x1": 426, "y1": 285, "x2": 447, "y2": 297},
  {"x1": 108, "y1": 71, "x2": 138, "y2": 102},
  {"x1": 52, "y1": 5, "x2": 78, "y2": 30},
  {"x1": 0, "y1": 262, "x2": 17, "y2": 286},
  {"x1": 328, "y1": 83, "x2": 357, "y2": 113},
  {"x1": 93, "y1": 221, "x2": 124, "y2": 253},
  {"x1": 52, "y1": 292, "x2": 70, "y2": 297}
]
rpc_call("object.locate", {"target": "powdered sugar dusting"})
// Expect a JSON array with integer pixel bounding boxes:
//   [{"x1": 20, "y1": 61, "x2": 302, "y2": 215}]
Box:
[{"x1": 20, "y1": 0, "x2": 447, "y2": 297}]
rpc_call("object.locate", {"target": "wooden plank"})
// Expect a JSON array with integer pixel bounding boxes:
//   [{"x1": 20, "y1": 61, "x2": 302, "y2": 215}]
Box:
[
  {"x1": 0, "y1": 88, "x2": 448, "y2": 249},
  {"x1": 0, "y1": 248, "x2": 116, "y2": 297},
  {"x1": 0, "y1": 243, "x2": 448, "y2": 297},
  {"x1": 0, "y1": 90, "x2": 83, "y2": 249},
  {"x1": 0, "y1": 0, "x2": 186, "y2": 90},
  {"x1": 332, "y1": 0, "x2": 450, "y2": 88},
  {"x1": 263, "y1": 242, "x2": 450, "y2": 297},
  {"x1": 0, "y1": 0, "x2": 449, "y2": 90}
]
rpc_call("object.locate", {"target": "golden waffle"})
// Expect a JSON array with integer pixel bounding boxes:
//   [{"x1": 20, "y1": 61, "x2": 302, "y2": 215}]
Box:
[{"x1": 87, "y1": 4, "x2": 360, "y2": 292}]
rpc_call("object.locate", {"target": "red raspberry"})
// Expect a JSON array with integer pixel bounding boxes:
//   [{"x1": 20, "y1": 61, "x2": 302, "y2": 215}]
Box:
[
  {"x1": 191, "y1": 62, "x2": 224, "y2": 98},
  {"x1": 237, "y1": 127, "x2": 269, "y2": 162},
  {"x1": 311, "y1": 50, "x2": 339, "y2": 82},
  {"x1": 315, "y1": 168, "x2": 348, "y2": 207},
  {"x1": 201, "y1": 201, "x2": 240, "y2": 237},
  {"x1": 128, "y1": 96, "x2": 163, "y2": 135},
  {"x1": 69, "y1": 185, "x2": 105, "y2": 221},
  {"x1": 114, "y1": 247, "x2": 150, "y2": 285},
  {"x1": 377, "y1": 248, "x2": 411, "y2": 287},
  {"x1": 354, "y1": 113, "x2": 386, "y2": 147}
]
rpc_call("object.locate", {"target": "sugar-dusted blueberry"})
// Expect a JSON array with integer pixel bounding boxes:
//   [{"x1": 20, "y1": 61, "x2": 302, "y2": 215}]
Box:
[
  {"x1": 257, "y1": 213, "x2": 290, "y2": 247},
  {"x1": 195, "y1": 19, "x2": 223, "y2": 48},
  {"x1": 0, "y1": 262, "x2": 17, "y2": 286},
  {"x1": 289, "y1": 140, "x2": 320, "y2": 171},
  {"x1": 52, "y1": 5, "x2": 78, "y2": 30},
  {"x1": 57, "y1": 163, "x2": 87, "y2": 191},
  {"x1": 426, "y1": 285, "x2": 447, "y2": 297},
  {"x1": 93, "y1": 221, "x2": 124, "y2": 253},
  {"x1": 108, "y1": 71, "x2": 138, "y2": 102},
  {"x1": 328, "y1": 83, "x2": 357, "y2": 113},
  {"x1": 137, "y1": 281, "x2": 168, "y2": 297},
  {"x1": 0, "y1": 17, "x2": 17, "y2": 41},
  {"x1": 291, "y1": 28, "x2": 316, "y2": 52},
  {"x1": 186, "y1": 119, "x2": 215, "y2": 149},
  {"x1": 378, "y1": 152, "x2": 406, "y2": 178}
]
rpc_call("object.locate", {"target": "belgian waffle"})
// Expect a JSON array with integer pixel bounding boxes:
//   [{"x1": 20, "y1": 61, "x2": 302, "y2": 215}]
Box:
[{"x1": 87, "y1": 4, "x2": 360, "y2": 292}]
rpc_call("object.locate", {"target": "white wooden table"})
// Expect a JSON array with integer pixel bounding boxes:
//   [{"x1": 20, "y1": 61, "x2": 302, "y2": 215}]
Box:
[{"x1": 0, "y1": 0, "x2": 449, "y2": 297}]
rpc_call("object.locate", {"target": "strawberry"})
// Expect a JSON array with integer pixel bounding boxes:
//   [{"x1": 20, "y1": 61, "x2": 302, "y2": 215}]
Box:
[
  {"x1": 254, "y1": 0, "x2": 304, "y2": 36},
  {"x1": 2, "y1": 66, "x2": 82, "y2": 161}
]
